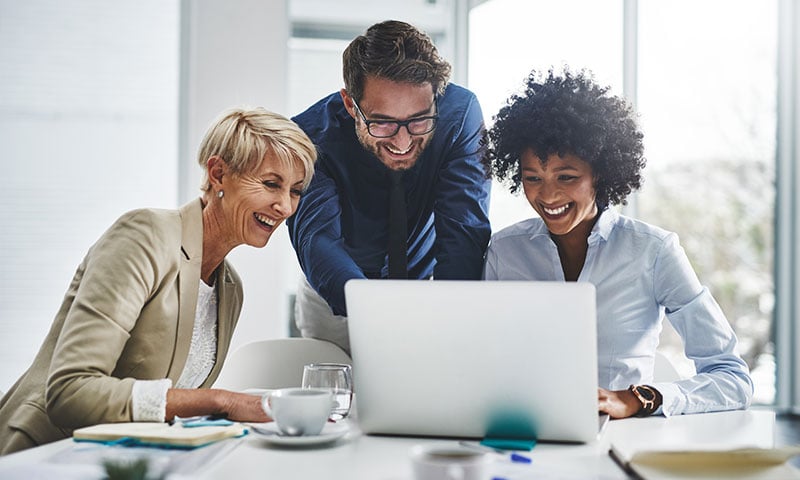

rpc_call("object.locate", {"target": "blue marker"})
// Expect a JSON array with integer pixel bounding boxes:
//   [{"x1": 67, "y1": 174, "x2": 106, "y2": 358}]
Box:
[
  {"x1": 510, "y1": 452, "x2": 532, "y2": 463},
  {"x1": 458, "y1": 440, "x2": 534, "y2": 464}
]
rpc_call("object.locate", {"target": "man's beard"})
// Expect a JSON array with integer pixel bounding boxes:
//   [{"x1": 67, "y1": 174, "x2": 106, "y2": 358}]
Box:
[{"x1": 355, "y1": 128, "x2": 432, "y2": 171}]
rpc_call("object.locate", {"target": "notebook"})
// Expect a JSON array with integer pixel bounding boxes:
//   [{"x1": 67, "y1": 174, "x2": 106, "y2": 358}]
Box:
[
  {"x1": 608, "y1": 410, "x2": 800, "y2": 479},
  {"x1": 73, "y1": 422, "x2": 247, "y2": 449},
  {"x1": 345, "y1": 279, "x2": 600, "y2": 443}
]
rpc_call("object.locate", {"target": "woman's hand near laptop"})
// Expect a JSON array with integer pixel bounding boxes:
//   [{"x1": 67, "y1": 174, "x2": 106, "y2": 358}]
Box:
[
  {"x1": 165, "y1": 389, "x2": 271, "y2": 423},
  {"x1": 598, "y1": 385, "x2": 663, "y2": 419}
]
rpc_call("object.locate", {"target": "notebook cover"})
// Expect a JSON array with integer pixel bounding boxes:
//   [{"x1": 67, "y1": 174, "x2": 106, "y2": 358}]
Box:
[{"x1": 72, "y1": 422, "x2": 247, "y2": 449}]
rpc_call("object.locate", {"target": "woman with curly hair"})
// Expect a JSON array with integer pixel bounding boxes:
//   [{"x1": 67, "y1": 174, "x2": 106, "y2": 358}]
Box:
[{"x1": 483, "y1": 68, "x2": 753, "y2": 419}]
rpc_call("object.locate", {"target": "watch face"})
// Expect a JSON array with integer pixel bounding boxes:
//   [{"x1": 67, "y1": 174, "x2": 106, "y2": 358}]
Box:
[{"x1": 636, "y1": 386, "x2": 656, "y2": 401}]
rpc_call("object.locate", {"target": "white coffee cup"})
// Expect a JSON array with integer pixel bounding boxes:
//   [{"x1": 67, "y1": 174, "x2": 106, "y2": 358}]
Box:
[
  {"x1": 410, "y1": 443, "x2": 492, "y2": 480},
  {"x1": 261, "y1": 387, "x2": 334, "y2": 436}
]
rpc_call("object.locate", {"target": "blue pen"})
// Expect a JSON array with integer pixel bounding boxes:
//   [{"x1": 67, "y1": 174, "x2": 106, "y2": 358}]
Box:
[
  {"x1": 510, "y1": 452, "x2": 532, "y2": 463},
  {"x1": 458, "y1": 441, "x2": 532, "y2": 464}
]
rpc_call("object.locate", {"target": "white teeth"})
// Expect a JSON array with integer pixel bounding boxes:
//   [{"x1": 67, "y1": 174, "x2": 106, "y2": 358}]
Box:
[
  {"x1": 254, "y1": 213, "x2": 276, "y2": 226},
  {"x1": 386, "y1": 144, "x2": 411, "y2": 155},
  {"x1": 543, "y1": 204, "x2": 570, "y2": 216}
]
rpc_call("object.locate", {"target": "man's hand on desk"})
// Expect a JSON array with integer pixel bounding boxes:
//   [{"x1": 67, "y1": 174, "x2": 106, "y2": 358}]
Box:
[{"x1": 598, "y1": 387, "x2": 653, "y2": 419}]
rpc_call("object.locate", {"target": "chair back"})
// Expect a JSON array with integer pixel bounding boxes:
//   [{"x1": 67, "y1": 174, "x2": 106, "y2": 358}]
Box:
[{"x1": 213, "y1": 338, "x2": 351, "y2": 390}]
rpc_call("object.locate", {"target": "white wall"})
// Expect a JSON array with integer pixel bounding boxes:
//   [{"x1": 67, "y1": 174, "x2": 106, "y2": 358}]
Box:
[
  {"x1": 179, "y1": 0, "x2": 295, "y2": 353},
  {"x1": 0, "y1": 0, "x2": 294, "y2": 391},
  {"x1": 0, "y1": 0, "x2": 180, "y2": 391}
]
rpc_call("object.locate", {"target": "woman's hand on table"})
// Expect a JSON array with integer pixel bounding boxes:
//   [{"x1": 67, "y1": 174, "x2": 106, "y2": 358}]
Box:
[{"x1": 597, "y1": 387, "x2": 641, "y2": 419}]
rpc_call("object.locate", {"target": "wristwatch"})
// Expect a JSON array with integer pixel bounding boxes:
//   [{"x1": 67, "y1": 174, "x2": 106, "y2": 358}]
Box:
[{"x1": 628, "y1": 384, "x2": 662, "y2": 417}]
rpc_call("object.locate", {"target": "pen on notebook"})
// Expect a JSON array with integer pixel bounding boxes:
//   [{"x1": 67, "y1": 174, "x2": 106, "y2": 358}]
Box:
[
  {"x1": 170, "y1": 414, "x2": 228, "y2": 426},
  {"x1": 170, "y1": 415, "x2": 204, "y2": 425}
]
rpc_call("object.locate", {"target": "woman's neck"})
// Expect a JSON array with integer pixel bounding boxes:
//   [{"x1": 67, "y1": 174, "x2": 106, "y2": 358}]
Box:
[
  {"x1": 200, "y1": 194, "x2": 236, "y2": 284},
  {"x1": 550, "y1": 209, "x2": 600, "y2": 281}
]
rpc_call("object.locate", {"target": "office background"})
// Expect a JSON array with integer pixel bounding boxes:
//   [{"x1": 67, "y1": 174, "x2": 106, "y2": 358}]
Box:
[{"x1": 1, "y1": 0, "x2": 798, "y2": 413}]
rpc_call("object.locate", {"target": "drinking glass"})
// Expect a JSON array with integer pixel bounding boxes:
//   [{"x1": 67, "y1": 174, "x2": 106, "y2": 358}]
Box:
[{"x1": 302, "y1": 363, "x2": 353, "y2": 420}]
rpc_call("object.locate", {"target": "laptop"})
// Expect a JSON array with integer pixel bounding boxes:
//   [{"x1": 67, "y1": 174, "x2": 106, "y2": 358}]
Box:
[{"x1": 345, "y1": 279, "x2": 603, "y2": 443}]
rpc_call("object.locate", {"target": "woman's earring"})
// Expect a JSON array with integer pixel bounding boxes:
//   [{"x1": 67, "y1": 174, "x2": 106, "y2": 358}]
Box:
[{"x1": 218, "y1": 190, "x2": 224, "y2": 198}]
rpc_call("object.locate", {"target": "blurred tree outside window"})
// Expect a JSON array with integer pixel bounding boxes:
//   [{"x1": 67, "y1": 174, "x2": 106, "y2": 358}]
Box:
[{"x1": 637, "y1": 0, "x2": 777, "y2": 404}]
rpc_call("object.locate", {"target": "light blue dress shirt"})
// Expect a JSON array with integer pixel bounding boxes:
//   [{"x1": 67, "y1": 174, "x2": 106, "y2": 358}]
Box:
[{"x1": 483, "y1": 208, "x2": 753, "y2": 416}]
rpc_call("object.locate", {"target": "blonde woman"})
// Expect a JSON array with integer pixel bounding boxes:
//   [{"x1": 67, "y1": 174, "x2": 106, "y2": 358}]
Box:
[{"x1": 0, "y1": 107, "x2": 316, "y2": 454}]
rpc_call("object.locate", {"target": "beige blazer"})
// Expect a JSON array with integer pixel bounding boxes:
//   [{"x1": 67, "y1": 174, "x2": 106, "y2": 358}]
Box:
[{"x1": 0, "y1": 199, "x2": 243, "y2": 452}]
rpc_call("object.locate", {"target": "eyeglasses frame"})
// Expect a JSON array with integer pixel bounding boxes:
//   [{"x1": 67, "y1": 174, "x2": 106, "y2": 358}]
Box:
[{"x1": 350, "y1": 96, "x2": 439, "y2": 138}]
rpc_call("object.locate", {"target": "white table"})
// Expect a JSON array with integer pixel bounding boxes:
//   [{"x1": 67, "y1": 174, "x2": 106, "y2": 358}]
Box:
[{"x1": 0, "y1": 409, "x2": 785, "y2": 480}]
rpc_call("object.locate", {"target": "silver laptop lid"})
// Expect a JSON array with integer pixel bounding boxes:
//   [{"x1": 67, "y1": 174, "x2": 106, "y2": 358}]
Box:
[{"x1": 345, "y1": 279, "x2": 598, "y2": 443}]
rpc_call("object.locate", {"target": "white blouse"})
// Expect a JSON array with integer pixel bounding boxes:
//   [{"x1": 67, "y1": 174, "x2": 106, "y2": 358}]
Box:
[{"x1": 132, "y1": 281, "x2": 218, "y2": 421}]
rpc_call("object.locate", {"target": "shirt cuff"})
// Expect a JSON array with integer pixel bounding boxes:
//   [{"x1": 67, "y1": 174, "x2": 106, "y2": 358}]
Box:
[
  {"x1": 651, "y1": 381, "x2": 684, "y2": 417},
  {"x1": 132, "y1": 378, "x2": 172, "y2": 422}
]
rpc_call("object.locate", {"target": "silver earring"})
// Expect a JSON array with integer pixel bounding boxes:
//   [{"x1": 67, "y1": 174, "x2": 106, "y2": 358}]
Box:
[{"x1": 217, "y1": 190, "x2": 224, "y2": 198}]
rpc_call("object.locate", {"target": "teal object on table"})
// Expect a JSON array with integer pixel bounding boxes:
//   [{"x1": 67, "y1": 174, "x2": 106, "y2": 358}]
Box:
[
  {"x1": 480, "y1": 437, "x2": 536, "y2": 451},
  {"x1": 482, "y1": 408, "x2": 538, "y2": 451}
]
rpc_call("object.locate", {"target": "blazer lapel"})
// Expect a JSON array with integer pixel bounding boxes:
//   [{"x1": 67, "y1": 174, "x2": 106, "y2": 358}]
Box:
[{"x1": 166, "y1": 199, "x2": 204, "y2": 382}]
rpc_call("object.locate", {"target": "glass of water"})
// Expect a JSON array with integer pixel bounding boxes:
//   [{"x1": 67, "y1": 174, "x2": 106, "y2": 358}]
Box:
[{"x1": 301, "y1": 363, "x2": 353, "y2": 420}]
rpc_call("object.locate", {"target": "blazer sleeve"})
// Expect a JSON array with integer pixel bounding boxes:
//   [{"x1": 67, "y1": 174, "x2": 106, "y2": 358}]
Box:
[{"x1": 45, "y1": 210, "x2": 175, "y2": 428}]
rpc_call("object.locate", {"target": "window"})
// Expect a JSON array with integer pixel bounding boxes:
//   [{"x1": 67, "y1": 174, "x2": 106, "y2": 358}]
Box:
[
  {"x1": 636, "y1": 0, "x2": 777, "y2": 404},
  {"x1": 470, "y1": 0, "x2": 778, "y2": 404}
]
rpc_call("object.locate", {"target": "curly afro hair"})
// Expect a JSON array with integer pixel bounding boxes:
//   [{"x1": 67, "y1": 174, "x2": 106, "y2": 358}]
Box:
[{"x1": 484, "y1": 68, "x2": 645, "y2": 208}]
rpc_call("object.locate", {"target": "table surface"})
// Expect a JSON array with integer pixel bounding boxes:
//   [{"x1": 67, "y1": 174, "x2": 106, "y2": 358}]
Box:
[{"x1": 0, "y1": 408, "x2": 795, "y2": 480}]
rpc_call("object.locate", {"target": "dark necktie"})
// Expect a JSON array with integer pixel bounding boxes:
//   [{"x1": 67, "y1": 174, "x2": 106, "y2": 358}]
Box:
[{"x1": 388, "y1": 170, "x2": 408, "y2": 279}]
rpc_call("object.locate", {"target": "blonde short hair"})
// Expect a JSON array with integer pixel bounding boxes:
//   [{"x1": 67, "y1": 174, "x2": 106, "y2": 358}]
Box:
[{"x1": 197, "y1": 107, "x2": 316, "y2": 191}]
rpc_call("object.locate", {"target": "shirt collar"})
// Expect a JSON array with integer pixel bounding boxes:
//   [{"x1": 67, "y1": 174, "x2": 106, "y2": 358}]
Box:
[
  {"x1": 528, "y1": 217, "x2": 551, "y2": 240},
  {"x1": 591, "y1": 207, "x2": 618, "y2": 243}
]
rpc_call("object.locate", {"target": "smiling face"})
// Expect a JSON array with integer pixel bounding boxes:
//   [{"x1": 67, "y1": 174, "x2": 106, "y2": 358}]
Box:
[
  {"x1": 521, "y1": 150, "x2": 598, "y2": 238},
  {"x1": 342, "y1": 76, "x2": 436, "y2": 171},
  {"x1": 216, "y1": 152, "x2": 306, "y2": 249}
]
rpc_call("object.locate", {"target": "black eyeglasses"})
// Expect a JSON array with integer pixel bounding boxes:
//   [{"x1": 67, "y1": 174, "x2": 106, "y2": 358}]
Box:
[{"x1": 351, "y1": 97, "x2": 438, "y2": 138}]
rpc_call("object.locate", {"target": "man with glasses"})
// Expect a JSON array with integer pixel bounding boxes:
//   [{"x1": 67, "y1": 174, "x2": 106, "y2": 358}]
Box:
[{"x1": 287, "y1": 20, "x2": 491, "y2": 352}]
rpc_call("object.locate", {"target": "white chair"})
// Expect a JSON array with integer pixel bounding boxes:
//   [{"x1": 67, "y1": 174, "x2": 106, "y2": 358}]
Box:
[
  {"x1": 654, "y1": 350, "x2": 683, "y2": 382},
  {"x1": 213, "y1": 338, "x2": 351, "y2": 391}
]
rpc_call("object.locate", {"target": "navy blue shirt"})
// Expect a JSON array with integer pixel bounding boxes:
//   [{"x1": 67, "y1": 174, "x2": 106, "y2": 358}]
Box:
[{"x1": 288, "y1": 84, "x2": 491, "y2": 316}]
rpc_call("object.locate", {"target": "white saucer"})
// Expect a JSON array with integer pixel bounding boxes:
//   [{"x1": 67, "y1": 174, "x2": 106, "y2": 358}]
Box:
[{"x1": 248, "y1": 422, "x2": 349, "y2": 446}]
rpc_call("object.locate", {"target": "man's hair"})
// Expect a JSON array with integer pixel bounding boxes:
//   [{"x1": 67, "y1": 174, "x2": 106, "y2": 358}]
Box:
[
  {"x1": 342, "y1": 20, "x2": 452, "y2": 101},
  {"x1": 197, "y1": 107, "x2": 317, "y2": 192}
]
